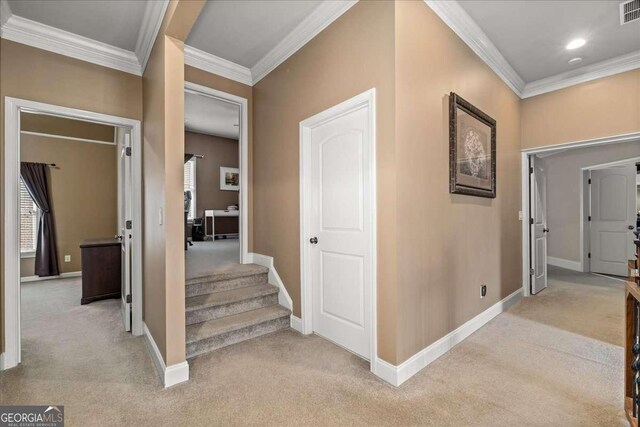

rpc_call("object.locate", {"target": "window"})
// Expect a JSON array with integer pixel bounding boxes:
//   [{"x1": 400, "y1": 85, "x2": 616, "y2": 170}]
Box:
[
  {"x1": 20, "y1": 179, "x2": 39, "y2": 255},
  {"x1": 184, "y1": 158, "x2": 196, "y2": 220}
]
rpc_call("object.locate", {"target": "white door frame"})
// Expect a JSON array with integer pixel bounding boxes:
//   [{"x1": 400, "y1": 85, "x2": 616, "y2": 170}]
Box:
[
  {"x1": 184, "y1": 82, "x2": 249, "y2": 264},
  {"x1": 299, "y1": 89, "x2": 377, "y2": 368},
  {"x1": 521, "y1": 131, "x2": 640, "y2": 296},
  {"x1": 2, "y1": 97, "x2": 144, "y2": 371}
]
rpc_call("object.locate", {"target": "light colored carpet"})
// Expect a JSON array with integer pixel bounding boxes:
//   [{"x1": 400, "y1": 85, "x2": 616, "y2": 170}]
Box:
[
  {"x1": 1, "y1": 268, "x2": 625, "y2": 426},
  {"x1": 185, "y1": 239, "x2": 240, "y2": 279}
]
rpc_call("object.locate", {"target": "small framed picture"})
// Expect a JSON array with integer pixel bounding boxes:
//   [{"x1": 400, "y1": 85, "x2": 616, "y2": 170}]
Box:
[
  {"x1": 449, "y1": 92, "x2": 496, "y2": 198},
  {"x1": 220, "y1": 167, "x2": 239, "y2": 191}
]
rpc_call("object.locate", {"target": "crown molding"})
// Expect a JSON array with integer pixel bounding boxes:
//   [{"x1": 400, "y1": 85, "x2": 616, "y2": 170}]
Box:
[
  {"x1": 135, "y1": 0, "x2": 169, "y2": 73},
  {"x1": 251, "y1": 0, "x2": 358, "y2": 84},
  {"x1": 521, "y1": 50, "x2": 640, "y2": 98},
  {"x1": 424, "y1": 0, "x2": 526, "y2": 95},
  {"x1": 0, "y1": 0, "x2": 11, "y2": 27},
  {"x1": 184, "y1": 45, "x2": 253, "y2": 86},
  {"x1": 1, "y1": 14, "x2": 142, "y2": 75}
]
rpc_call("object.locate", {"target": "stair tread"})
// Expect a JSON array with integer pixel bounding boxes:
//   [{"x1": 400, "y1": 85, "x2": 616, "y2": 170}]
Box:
[
  {"x1": 186, "y1": 263, "x2": 268, "y2": 285},
  {"x1": 185, "y1": 284, "x2": 279, "y2": 312},
  {"x1": 186, "y1": 305, "x2": 290, "y2": 344}
]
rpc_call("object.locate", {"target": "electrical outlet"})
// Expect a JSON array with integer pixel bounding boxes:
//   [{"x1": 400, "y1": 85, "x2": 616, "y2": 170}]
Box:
[
  {"x1": 518, "y1": 210, "x2": 523, "y2": 221},
  {"x1": 64, "y1": 255, "x2": 71, "y2": 263},
  {"x1": 480, "y1": 285, "x2": 487, "y2": 298}
]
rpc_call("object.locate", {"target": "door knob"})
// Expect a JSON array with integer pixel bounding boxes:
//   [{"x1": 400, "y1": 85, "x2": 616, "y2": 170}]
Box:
[
  {"x1": 543, "y1": 228, "x2": 549, "y2": 233},
  {"x1": 309, "y1": 237, "x2": 318, "y2": 244},
  {"x1": 629, "y1": 225, "x2": 636, "y2": 230},
  {"x1": 115, "y1": 234, "x2": 123, "y2": 241}
]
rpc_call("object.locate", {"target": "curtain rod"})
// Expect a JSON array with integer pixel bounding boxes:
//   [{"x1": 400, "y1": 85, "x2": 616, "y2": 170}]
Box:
[{"x1": 192, "y1": 154, "x2": 204, "y2": 159}]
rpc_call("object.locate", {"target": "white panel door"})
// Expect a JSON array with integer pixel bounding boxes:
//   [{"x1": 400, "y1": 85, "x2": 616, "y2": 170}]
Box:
[
  {"x1": 309, "y1": 105, "x2": 371, "y2": 359},
  {"x1": 590, "y1": 165, "x2": 635, "y2": 276},
  {"x1": 530, "y1": 156, "x2": 548, "y2": 294},
  {"x1": 119, "y1": 131, "x2": 132, "y2": 331}
]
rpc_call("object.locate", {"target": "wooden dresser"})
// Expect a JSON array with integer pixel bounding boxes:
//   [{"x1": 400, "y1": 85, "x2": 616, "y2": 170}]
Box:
[
  {"x1": 80, "y1": 238, "x2": 121, "y2": 305},
  {"x1": 625, "y1": 232, "x2": 640, "y2": 426}
]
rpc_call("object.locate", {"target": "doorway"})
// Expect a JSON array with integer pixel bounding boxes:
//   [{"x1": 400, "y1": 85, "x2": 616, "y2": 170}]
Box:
[
  {"x1": 521, "y1": 132, "x2": 640, "y2": 296},
  {"x1": 299, "y1": 89, "x2": 377, "y2": 364},
  {"x1": 2, "y1": 97, "x2": 143, "y2": 371}
]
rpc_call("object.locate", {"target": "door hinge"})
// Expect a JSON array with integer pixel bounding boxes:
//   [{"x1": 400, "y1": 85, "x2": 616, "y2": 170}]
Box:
[
  {"x1": 588, "y1": 215, "x2": 591, "y2": 221},
  {"x1": 529, "y1": 167, "x2": 534, "y2": 174},
  {"x1": 125, "y1": 147, "x2": 132, "y2": 156},
  {"x1": 530, "y1": 268, "x2": 535, "y2": 275},
  {"x1": 126, "y1": 220, "x2": 132, "y2": 230},
  {"x1": 126, "y1": 294, "x2": 132, "y2": 303},
  {"x1": 588, "y1": 253, "x2": 591, "y2": 259},
  {"x1": 530, "y1": 218, "x2": 534, "y2": 225},
  {"x1": 588, "y1": 178, "x2": 591, "y2": 184}
]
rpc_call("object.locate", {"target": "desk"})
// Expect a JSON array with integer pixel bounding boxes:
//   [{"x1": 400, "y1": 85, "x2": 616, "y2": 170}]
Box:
[{"x1": 204, "y1": 209, "x2": 239, "y2": 238}]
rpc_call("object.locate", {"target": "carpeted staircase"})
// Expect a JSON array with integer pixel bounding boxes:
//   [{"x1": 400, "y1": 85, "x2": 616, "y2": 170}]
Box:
[{"x1": 185, "y1": 264, "x2": 291, "y2": 358}]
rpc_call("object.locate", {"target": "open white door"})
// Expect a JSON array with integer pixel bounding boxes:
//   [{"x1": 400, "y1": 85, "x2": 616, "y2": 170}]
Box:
[
  {"x1": 590, "y1": 164, "x2": 636, "y2": 276},
  {"x1": 307, "y1": 102, "x2": 373, "y2": 360},
  {"x1": 530, "y1": 156, "x2": 548, "y2": 294},
  {"x1": 118, "y1": 131, "x2": 132, "y2": 331}
]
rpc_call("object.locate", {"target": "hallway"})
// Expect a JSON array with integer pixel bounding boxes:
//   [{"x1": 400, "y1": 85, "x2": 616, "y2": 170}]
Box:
[{"x1": 1, "y1": 267, "x2": 625, "y2": 426}]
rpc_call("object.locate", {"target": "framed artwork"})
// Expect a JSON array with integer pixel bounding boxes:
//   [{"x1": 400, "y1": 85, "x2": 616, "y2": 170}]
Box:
[
  {"x1": 220, "y1": 167, "x2": 239, "y2": 191},
  {"x1": 449, "y1": 92, "x2": 496, "y2": 198}
]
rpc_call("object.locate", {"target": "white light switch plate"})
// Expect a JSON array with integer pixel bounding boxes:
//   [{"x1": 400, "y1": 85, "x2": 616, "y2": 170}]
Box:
[
  {"x1": 518, "y1": 210, "x2": 523, "y2": 221},
  {"x1": 64, "y1": 255, "x2": 71, "y2": 262},
  {"x1": 158, "y1": 207, "x2": 163, "y2": 225}
]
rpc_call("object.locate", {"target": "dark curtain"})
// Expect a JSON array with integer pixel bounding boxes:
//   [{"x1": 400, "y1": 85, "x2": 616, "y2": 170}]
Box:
[
  {"x1": 20, "y1": 162, "x2": 60, "y2": 277},
  {"x1": 184, "y1": 153, "x2": 194, "y2": 164}
]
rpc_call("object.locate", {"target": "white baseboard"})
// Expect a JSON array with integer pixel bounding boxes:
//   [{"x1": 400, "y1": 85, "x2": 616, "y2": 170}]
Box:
[
  {"x1": 547, "y1": 256, "x2": 582, "y2": 272},
  {"x1": 143, "y1": 322, "x2": 189, "y2": 388},
  {"x1": 0, "y1": 353, "x2": 5, "y2": 371},
  {"x1": 247, "y1": 252, "x2": 293, "y2": 311},
  {"x1": 373, "y1": 288, "x2": 523, "y2": 387},
  {"x1": 20, "y1": 271, "x2": 82, "y2": 283},
  {"x1": 290, "y1": 315, "x2": 304, "y2": 333}
]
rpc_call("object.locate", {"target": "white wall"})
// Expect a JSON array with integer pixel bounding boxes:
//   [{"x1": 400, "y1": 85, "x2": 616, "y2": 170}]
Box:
[{"x1": 544, "y1": 141, "x2": 640, "y2": 265}]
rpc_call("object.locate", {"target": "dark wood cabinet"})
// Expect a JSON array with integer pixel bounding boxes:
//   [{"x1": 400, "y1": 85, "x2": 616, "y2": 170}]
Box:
[{"x1": 80, "y1": 238, "x2": 121, "y2": 305}]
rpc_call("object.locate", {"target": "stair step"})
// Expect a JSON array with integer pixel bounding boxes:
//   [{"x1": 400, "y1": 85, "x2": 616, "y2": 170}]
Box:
[
  {"x1": 186, "y1": 264, "x2": 269, "y2": 297},
  {"x1": 185, "y1": 284, "x2": 279, "y2": 325},
  {"x1": 186, "y1": 305, "x2": 291, "y2": 359}
]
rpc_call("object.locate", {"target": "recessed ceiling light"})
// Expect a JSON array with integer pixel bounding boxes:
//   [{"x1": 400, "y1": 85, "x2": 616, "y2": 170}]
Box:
[
  {"x1": 568, "y1": 57, "x2": 583, "y2": 64},
  {"x1": 566, "y1": 38, "x2": 586, "y2": 50}
]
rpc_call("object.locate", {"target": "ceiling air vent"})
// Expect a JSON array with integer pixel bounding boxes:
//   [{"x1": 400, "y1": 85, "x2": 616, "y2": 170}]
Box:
[{"x1": 620, "y1": 0, "x2": 640, "y2": 25}]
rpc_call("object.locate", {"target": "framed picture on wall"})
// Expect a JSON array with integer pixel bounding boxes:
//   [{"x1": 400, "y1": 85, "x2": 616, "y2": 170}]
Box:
[
  {"x1": 220, "y1": 167, "x2": 239, "y2": 191},
  {"x1": 449, "y1": 92, "x2": 497, "y2": 198}
]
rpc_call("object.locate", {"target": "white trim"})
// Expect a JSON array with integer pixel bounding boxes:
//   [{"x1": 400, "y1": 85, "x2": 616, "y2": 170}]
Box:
[
  {"x1": 184, "y1": 45, "x2": 253, "y2": 86},
  {"x1": 374, "y1": 289, "x2": 523, "y2": 387},
  {"x1": 1, "y1": 15, "x2": 141, "y2": 75},
  {"x1": 424, "y1": 0, "x2": 525, "y2": 95},
  {"x1": 583, "y1": 156, "x2": 640, "y2": 171},
  {"x1": 521, "y1": 133, "x2": 640, "y2": 298},
  {"x1": 290, "y1": 316, "x2": 304, "y2": 334},
  {"x1": 20, "y1": 271, "x2": 82, "y2": 283},
  {"x1": 424, "y1": 0, "x2": 640, "y2": 99},
  {"x1": 547, "y1": 256, "x2": 582, "y2": 272},
  {"x1": 522, "y1": 51, "x2": 640, "y2": 98},
  {"x1": 143, "y1": 323, "x2": 189, "y2": 388},
  {"x1": 20, "y1": 250, "x2": 35, "y2": 259},
  {"x1": 3, "y1": 97, "x2": 144, "y2": 371},
  {"x1": 248, "y1": 252, "x2": 293, "y2": 312},
  {"x1": 251, "y1": 1, "x2": 358, "y2": 84},
  {"x1": 135, "y1": 0, "x2": 169, "y2": 73},
  {"x1": 20, "y1": 130, "x2": 116, "y2": 146},
  {"x1": 0, "y1": 0, "x2": 11, "y2": 27},
  {"x1": 299, "y1": 88, "x2": 378, "y2": 375},
  {"x1": 184, "y1": 82, "x2": 249, "y2": 264}
]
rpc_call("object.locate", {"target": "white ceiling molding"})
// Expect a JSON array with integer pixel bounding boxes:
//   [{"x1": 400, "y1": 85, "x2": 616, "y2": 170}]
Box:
[
  {"x1": 521, "y1": 50, "x2": 640, "y2": 98},
  {"x1": 424, "y1": 0, "x2": 526, "y2": 96},
  {"x1": 251, "y1": 0, "x2": 358, "y2": 84},
  {"x1": 184, "y1": 45, "x2": 253, "y2": 86},
  {"x1": 135, "y1": 0, "x2": 169, "y2": 73},
  {"x1": 0, "y1": 0, "x2": 11, "y2": 27},
  {"x1": 1, "y1": 14, "x2": 142, "y2": 75}
]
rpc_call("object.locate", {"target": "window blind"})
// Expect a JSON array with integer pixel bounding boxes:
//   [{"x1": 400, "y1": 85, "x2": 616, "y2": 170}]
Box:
[{"x1": 20, "y1": 179, "x2": 38, "y2": 253}]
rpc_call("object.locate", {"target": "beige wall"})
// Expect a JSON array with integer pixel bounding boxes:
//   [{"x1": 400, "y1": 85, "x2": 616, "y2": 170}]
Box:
[
  {"x1": 521, "y1": 70, "x2": 640, "y2": 150},
  {"x1": 252, "y1": 0, "x2": 398, "y2": 363},
  {"x1": 394, "y1": 1, "x2": 522, "y2": 362},
  {"x1": 0, "y1": 38, "x2": 143, "y2": 353},
  {"x1": 20, "y1": 132, "x2": 117, "y2": 276},
  {"x1": 21, "y1": 113, "x2": 115, "y2": 143},
  {"x1": 185, "y1": 66, "x2": 254, "y2": 251},
  {"x1": 185, "y1": 131, "x2": 239, "y2": 218},
  {"x1": 545, "y1": 141, "x2": 640, "y2": 263}
]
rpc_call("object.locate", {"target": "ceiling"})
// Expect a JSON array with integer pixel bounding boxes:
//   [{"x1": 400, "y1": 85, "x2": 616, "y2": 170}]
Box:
[
  {"x1": 185, "y1": 91, "x2": 240, "y2": 140},
  {"x1": 187, "y1": 0, "x2": 322, "y2": 68},
  {"x1": 457, "y1": 0, "x2": 640, "y2": 83},
  {"x1": 7, "y1": 0, "x2": 146, "y2": 51}
]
